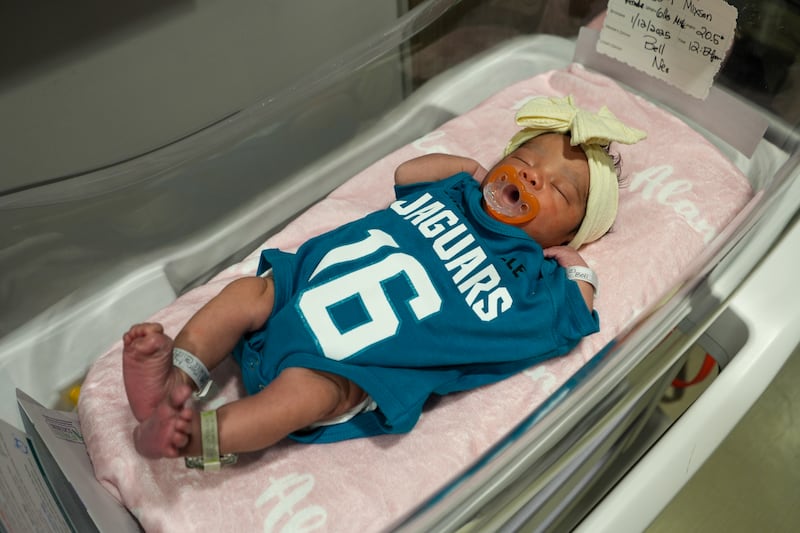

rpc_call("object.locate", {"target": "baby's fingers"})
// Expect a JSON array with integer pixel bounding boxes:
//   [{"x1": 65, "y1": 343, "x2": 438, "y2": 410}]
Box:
[{"x1": 543, "y1": 246, "x2": 587, "y2": 268}]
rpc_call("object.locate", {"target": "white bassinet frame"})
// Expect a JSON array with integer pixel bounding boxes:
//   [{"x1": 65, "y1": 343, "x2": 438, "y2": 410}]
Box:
[{"x1": 2, "y1": 1, "x2": 799, "y2": 530}]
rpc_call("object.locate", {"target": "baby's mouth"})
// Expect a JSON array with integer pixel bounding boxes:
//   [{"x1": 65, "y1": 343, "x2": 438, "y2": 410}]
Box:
[{"x1": 499, "y1": 182, "x2": 522, "y2": 206}]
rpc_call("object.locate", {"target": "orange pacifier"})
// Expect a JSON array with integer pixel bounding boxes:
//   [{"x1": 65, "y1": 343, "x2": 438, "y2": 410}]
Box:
[{"x1": 482, "y1": 164, "x2": 540, "y2": 224}]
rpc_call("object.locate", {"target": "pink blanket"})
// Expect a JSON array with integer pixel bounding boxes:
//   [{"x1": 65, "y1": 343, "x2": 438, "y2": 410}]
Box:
[{"x1": 79, "y1": 64, "x2": 751, "y2": 532}]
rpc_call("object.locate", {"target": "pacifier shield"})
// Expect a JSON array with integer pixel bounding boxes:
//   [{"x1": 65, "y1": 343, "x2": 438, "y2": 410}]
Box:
[{"x1": 482, "y1": 164, "x2": 540, "y2": 224}]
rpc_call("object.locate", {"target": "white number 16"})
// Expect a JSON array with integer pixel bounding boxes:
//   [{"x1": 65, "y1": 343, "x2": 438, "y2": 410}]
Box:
[{"x1": 297, "y1": 229, "x2": 442, "y2": 360}]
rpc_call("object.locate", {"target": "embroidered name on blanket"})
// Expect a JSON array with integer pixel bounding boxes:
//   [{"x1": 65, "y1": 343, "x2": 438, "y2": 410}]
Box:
[{"x1": 629, "y1": 165, "x2": 716, "y2": 243}]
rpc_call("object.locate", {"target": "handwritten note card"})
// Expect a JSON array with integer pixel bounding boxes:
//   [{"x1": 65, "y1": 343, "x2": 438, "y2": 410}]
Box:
[{"x1": 597, "y1": 0, "x2": 738, "y2": 99}]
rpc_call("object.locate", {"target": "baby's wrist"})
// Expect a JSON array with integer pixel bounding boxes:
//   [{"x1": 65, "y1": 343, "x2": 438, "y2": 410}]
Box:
[{"x1": 565, "y1": 266, "x2": 598, "y2": 296}]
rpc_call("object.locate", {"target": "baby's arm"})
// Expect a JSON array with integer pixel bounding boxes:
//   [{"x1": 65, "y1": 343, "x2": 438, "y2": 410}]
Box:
[
  {"x1": 394, "y1": 154, "x2": 488, "y2": 186},
  {"x1": 543, "y1": 246, "x2": 595, "y2": 311}
]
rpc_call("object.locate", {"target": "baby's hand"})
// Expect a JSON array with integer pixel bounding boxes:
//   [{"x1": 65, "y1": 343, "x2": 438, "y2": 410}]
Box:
[
  {"x1": 544, "y1": 246, "x2": 595, "y2": 309},
  {"x1": 473, "y1": 164, "x2": 489, "y2": 183},
  {"x1": 543, "y1": 246, "x2": 588, "y2": 269}
]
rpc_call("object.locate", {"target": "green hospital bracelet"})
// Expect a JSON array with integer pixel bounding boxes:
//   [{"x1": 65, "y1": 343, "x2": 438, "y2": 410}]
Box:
[
  {"x1": 184, "y1": 410, "x2": 238, "y2": 470},
  {"x1": 201, "y1": 410, "x2": 221, "y2": 471}
]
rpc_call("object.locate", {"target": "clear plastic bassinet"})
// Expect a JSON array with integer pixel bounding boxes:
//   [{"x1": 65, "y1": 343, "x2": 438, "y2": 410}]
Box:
[{"x1": 1, "y1": 1, "x2": 799, "y2": 531}]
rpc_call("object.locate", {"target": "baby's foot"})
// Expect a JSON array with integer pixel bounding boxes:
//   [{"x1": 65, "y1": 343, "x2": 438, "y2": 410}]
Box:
[
  {"x1": 123, "y1": 323, "x2": 183, "y2": 422},
  {"x1": 133, "y1": 384, "x2": 194, "y2": 459}
]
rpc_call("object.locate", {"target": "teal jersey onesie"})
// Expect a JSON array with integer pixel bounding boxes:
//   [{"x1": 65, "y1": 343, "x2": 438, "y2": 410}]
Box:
[{"x1": 233, "y1": 173, "x2": 599, "y2": 442}]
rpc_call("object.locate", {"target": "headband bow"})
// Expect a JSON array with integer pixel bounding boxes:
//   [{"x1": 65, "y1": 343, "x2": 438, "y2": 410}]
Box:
[
  {"x1": 504, "y1": 95, "x2": 646, "y2": 249},
  {"x1": 507, "y1": 95, "x2": 647, "y2": 149}
]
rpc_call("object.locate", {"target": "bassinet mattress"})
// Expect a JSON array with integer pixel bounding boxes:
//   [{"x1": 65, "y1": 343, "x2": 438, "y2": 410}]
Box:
[{"x1": 79, "y1": 64, "x2": 751, "y2": 532}]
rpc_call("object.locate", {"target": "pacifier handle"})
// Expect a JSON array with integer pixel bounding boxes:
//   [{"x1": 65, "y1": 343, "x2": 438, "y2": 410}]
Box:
[{"x1": 482, "y1": 164, "x2": 540, "y2": 225}]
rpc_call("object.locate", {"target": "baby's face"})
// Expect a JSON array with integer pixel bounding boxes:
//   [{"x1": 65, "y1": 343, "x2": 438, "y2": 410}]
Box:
[{"x1": 482, "y1": 133, "x2": 589, "y2": 248}]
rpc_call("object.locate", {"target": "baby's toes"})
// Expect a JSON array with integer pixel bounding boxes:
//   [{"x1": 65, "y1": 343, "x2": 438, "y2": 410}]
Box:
[
  {"x1": 173, "y1": 416, "x2": 192, "y2": 436},
  {"x1": 128, "y1": 323, "x2": 155, "y2": 339},
  {"x1": 169, "y1": 384, "x2": 193, "y2": 409},
  {"x1": 178, "y1": 406, "x2": 194, "y2": 424},
  {"x1": 162, "y1": 444, "x2": 181, "y2": 458},
  {"x1": 171, "y1": 429, "x2": 189, "y2": 451}
]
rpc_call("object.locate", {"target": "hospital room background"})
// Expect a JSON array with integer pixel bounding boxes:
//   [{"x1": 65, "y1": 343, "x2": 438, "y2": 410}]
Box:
[{"x1": 1, "y1": 0, "x2": 799, "y2": 531}]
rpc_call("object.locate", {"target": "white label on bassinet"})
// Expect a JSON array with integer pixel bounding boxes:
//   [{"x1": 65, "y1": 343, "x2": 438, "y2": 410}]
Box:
[{"x1": 597, "y1": 0, "x2": 738, "y2": 99}]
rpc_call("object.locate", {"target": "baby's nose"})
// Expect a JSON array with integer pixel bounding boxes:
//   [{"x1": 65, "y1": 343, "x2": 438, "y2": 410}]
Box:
[{"x1": 520, "y1": 168, "x2": 544, "y2": 190}]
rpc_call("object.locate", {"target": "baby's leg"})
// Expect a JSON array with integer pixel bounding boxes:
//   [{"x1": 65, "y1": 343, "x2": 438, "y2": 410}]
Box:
[
  {"x1": 125, "y1": 275, "x2": 278, "y2": 458},
  {"x1": 133, "y1": 384, "x2": 194, "y2": 458},
  {"x1": 157, "y1": 368, "x2": 368, "y2": 457},
  {"x1": 123, "y1": 276, "x2": 275, "y2": 422}
]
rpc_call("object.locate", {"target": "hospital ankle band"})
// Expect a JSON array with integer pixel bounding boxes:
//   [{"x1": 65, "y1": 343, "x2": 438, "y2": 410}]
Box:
[
  {"x1": 184, "y1": 410, "x2": 238, "y2": 470},
  {"x1": 172, "y1": 347, "x2": 213, "y2": 398},
  {"x1": 566, "y1": 266, "x2": 598, "y2": 296}
]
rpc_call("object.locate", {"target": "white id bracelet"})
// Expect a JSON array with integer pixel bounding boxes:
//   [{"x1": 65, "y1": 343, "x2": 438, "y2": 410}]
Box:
[
  {"x1": 185, "y1": 410, "x2": 238, "y2": 470},
  {"x1": 172, "y1": 347, "x2": 214, "y2": 399},
  {"x1": 565, "y1": 266, "x2": 599, "y2": 296}
]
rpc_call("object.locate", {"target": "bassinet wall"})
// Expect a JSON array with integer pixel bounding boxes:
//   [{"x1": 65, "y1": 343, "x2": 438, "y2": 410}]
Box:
[{"x1": 78, "y1": 64, "x2": 752, "y2": 532}]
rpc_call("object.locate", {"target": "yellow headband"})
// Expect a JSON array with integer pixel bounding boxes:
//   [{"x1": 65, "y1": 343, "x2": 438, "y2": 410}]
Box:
[{"x1": 504, "y1": 95, "x2": 646, "y2": 248}]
